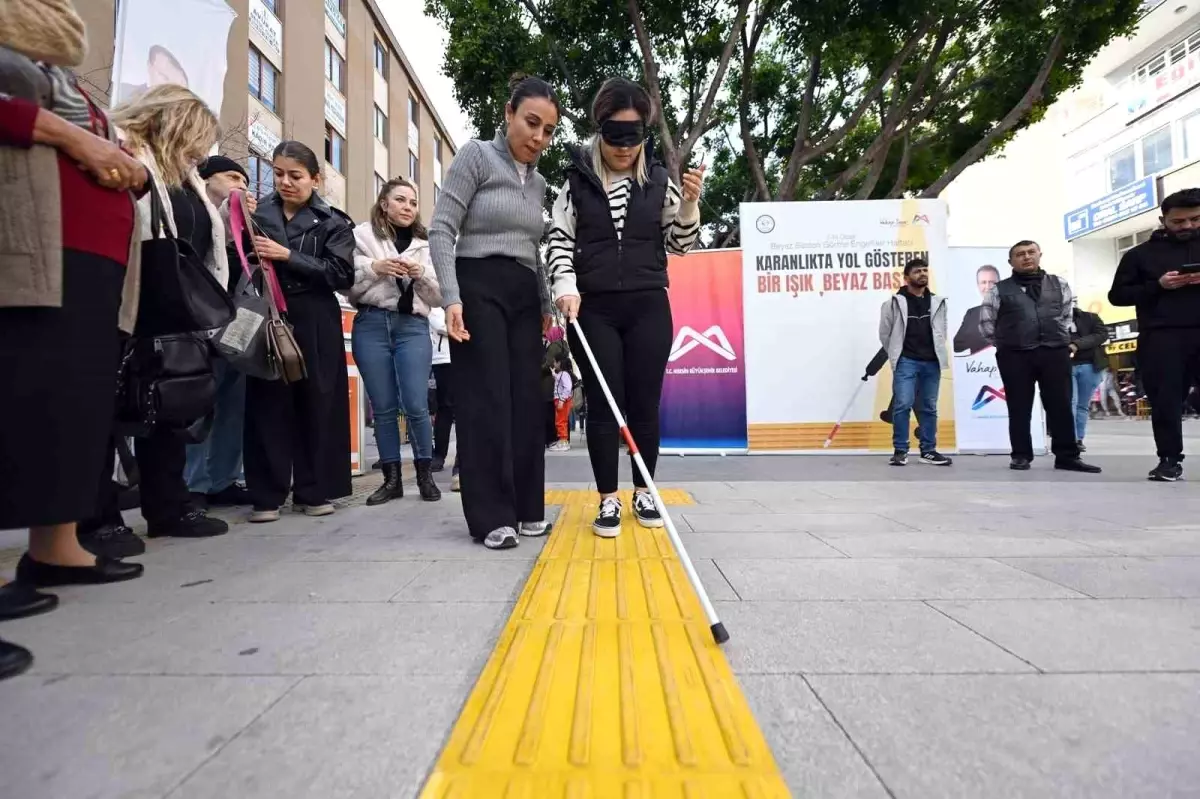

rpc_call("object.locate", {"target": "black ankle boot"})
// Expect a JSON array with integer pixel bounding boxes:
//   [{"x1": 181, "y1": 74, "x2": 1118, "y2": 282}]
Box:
[
  {"x1": 415, "y1": 459, "x2": 441, "y2": 502},
  {"x1": 367, "y1": 462, "x2": 403, "y2": 506}
]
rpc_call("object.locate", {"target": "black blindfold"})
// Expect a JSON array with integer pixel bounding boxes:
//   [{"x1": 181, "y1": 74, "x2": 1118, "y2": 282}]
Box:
[{"x1": 600, "y1": 119, "x2": 645, "y2": 148}]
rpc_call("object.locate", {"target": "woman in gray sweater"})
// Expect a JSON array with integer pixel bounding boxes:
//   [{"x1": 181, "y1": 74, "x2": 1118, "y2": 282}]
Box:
[{"x1": 429, "y1": 74, "x2": 560, "y2": 550}]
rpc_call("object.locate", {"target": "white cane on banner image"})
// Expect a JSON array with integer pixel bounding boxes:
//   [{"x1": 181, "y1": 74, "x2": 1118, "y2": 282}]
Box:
[{"x1": 569, "y1": 320, "x2": 730, "y2": 645}]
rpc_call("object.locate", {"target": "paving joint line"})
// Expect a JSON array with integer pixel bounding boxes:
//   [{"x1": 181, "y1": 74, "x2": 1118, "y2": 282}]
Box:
[
  {"x1": 922, "y1": 600, "x2": 1046, "y2": 674},
  {"x1": 801, "y1": 673, "x2": 899, "y2": 799}
]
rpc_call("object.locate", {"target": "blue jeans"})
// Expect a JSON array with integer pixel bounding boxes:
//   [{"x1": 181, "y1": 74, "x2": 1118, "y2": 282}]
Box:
[
  {"x1": 352, "y1": 307, "x2": 433, "y2": 464},
  {"x1": 1071, "y1": 362, "x2": 1102, "y2": 441},
  {"x1": 184, "y1": 358, "x2": 245, "y2": 493},
  {"x1": 892, "y1": 356, "x2": 940, "y2": 453}
]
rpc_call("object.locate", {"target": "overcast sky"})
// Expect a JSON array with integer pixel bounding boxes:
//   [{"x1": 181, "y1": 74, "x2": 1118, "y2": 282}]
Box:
[{"x1": 377, "y1": 0, "x2": 474, "y2": 147}]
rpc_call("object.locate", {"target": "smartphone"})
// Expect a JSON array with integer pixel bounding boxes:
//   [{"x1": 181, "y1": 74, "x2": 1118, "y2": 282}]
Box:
[{"x1": 1178, "y1": 263, "x2": 1200, "y2": 275}]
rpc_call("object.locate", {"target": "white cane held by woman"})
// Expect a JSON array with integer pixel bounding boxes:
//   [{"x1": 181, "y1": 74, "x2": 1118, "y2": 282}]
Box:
[{"x1": 569, "y1": 319, "x2": 730, "y2": 644}]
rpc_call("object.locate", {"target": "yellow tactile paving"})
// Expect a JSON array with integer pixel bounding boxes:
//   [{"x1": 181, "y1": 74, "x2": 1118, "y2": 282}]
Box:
[{"x1": 419, "y1": 489, "x2": 791, "y2": 798}]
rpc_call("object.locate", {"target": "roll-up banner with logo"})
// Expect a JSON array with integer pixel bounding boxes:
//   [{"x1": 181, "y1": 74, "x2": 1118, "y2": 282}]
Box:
[
  {"x1": 739, "y1": 199, "x2": 955, "y2": 453},
  {"x1": 660, "y1": 249, "x2": 748, "y2": 454},
  {"x1": 945, "y1": 247, "x2": 1048, "y2": 454},
  {"x1": 111, "y1": 0, "x2": 236, "y2": 114}
]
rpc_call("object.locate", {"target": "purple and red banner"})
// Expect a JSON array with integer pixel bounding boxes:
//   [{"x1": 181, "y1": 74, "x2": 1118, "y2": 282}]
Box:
[{"x1": 660, "y1": 249, "x2": 748, "y2": 452}]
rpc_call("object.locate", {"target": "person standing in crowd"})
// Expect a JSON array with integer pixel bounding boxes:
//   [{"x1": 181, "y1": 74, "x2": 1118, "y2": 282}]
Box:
[
  {"x1": 350, "y1": 177, "x2": 442, "y2": 505},
  {"x1": 428, "y1": 306, "x2": 460, "y2": 492},
  {"x1": 1109, "y1": 188, "x2": 1200, "y2": 482},
  {"x1": 429, "y1": 74, "x2": 559, "y2": 550},
  {"x1": 953, "y1": 264, "x2": 1001, "y2": 355},
  {"x1": 0, "y1": 6, "x2": 148, "y2": 679},
  {"x1": 878, "y1": 258, "x2": 952, "y2": 467},
  {"x1": 78, "y1": 84, "x2": 231, "y2": 549},
  {"x1": 1068, "y1": 304, "x2": 1110, "y2": 453},
  {"x1": 1097, "y1": 367, "x2": 1126, "y2": 417},
  {"x1": 547, "y1": 77, "x2": 705, "y2": 537},
  {"x1": 980, "y1": 240, "x2": 1101, "y2": 473},
  {"x1": 542, "y1": 324, "x2": 569, "y2": 447},
  {"x1": 550, "y1": 355, "x2": 574, "y2": 452},
  {"x1": 183, "y1": 156, "x2": 254, "y2": 508},
  {"x1": 241, "y1": 141, "x2": 355, "y2": 523}
]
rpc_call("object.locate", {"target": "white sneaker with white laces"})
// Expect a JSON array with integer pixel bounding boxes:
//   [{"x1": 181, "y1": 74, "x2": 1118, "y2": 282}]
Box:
[
  {"x1": 592, "y1": 496, "x2": 623, "y2": 538},
  {"x1": 632, "y1": 491, "x2": 664, "y2": 528}
]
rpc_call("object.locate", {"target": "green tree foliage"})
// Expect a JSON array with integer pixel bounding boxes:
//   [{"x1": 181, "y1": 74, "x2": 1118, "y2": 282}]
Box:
[{"x1": 427, "y1": 0, "x2": 1140, "y2": 244}]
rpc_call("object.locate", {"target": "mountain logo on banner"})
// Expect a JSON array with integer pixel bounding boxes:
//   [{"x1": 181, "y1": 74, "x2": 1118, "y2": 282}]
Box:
[
  {"x1": 669, "y1": 325, "x2": 737, "y2": 363},
  {"x1": 972, "y1": 385, "x2": 1007, "y2": 411}
]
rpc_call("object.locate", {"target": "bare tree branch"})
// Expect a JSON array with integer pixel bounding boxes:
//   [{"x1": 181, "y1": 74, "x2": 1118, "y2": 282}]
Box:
[
  {"x1": 886, "y1": 132, "x2": 912, "y2": 198},
  {"x1": 627, "y1": 0, "x2": 681, "y2": 177},
  {"x1": 677, "y1": 0, "x2": 753, "y2": 166},
  {"x1": 921, "y1": 29, "x2": 1066, "y2": 197},
  {"x1": 517, "y1": 0, "x2": 587, "y2": 115}
]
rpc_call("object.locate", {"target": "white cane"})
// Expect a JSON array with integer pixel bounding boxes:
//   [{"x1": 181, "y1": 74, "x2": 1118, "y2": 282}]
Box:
[
  {"x1": 824, "y1": 378, "x2": 868, "y2": 449},
  {"x1": 569, "y1": 319, "x2": 729, "y2": 644}
]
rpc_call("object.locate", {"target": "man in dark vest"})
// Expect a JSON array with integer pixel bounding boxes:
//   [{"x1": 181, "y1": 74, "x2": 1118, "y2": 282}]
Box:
[{"x1": 979, "y1": 240, "x2": 1101, "y2": 473}]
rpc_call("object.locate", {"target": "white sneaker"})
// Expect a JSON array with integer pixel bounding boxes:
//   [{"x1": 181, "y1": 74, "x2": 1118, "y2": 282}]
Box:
[
  {"x1": 548, "y1": 441, "x2": 571, "y2": 452},
  {"x1": 249, "y1": 508, "x2": 280, "y2": 524},
  {"x1": 592, "y1": 496, "x2": 623, "y2": 538},
  {"x1": 294, "y1": 503, "x2": 335, "y2": 517},
  {"x1": 483, "y1": 527, "x2": 519, "y2": 549},
  {"x1": 519, "y1": 521, "x2": 551, "y2": 537}
]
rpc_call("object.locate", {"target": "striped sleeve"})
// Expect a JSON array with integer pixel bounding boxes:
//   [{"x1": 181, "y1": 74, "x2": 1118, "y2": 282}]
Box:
[
  {"x1": 547, "y1": 179, "x2": 579, "y2": 300},
  {"x1": 662, "y1": 180, "x2": 701, "y2": 255}
]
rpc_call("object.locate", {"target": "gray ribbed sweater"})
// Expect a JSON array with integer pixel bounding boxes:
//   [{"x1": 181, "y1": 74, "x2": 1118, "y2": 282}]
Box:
[{"x1": 429, "y1": 132, "x2": 551, "y2": 313}]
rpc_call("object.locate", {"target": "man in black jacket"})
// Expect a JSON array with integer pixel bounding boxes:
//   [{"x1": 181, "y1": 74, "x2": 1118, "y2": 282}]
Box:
[
  {"x1": 1068, "y1": 306, "x2": 1110, "y2": 452},
  {"x1": 1109, "y1": 188, "x2": 1200, "y2": 482},
  {"x1": 980, "y1": 240, "x2": 1101, "y2": 473}
]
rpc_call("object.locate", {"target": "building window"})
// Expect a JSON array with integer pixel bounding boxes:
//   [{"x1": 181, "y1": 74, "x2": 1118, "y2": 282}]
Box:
[
  {"x1": 374, "y1": 38, "x2": 388, "y2": 78},
  {"x1": 1141, "y1": 126, "x2": 1174, "y2": 176},
  {"x1": 325, "y1": 0, "x2": 346, "y2": 35},
  {"x1": 248, "y1": 47, "x2": 279, "y2": 113},
  {"x1": 409, "y1": 151, "x2": 420, "y2": 182},
  {"x1": 408, "y1": 94, "x2": 420, "y2": 152},
  {"x1": 324, "y1": 40, "x2": 345, "y2": 93},
  {"x1": 1108, "y1": 144, "x2": 1136, "y2": 191},
  {"x1": 1116, "y1": 230, "x2": 1154, "y2": 258},
  {"x1": 248, "y1": 155, "x2": 275, "y2": 198},
  {"x1": 1131, "y1": 29, "x2": 1200, "y2": 84},
  {"x1": 434, "y1": 136, "x2": 443, "y2": 179},
  {"x1": 374, "y1": 106, "x2": 388, "y2": 142},
  {"x1": 325, "y1": 124, "x2": 346, "y2": 173},
  {"x1": 1185, "y1": 111, "x2": 1200, "y2": 161},
  {"x1": 375, "y1": 173, "x2": 387, "y2": 195},
  {"x1": 262, "y1": 0, "x2": 277, "y2": 11}
]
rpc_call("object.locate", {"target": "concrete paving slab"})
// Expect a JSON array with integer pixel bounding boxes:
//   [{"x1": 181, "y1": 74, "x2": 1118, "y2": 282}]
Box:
[
  {"x1": 1068, "y1": 531, "x2": 1200, "y2": 557},
  {"x1": 209, "y1": 560, "x2": 432, "y2": 603},
  {"x1": 80, "y1": 602, "x2": 509, "y2": 677},
  {"x1": 0, "y1": 674, "x2": 297, "y2": 799},
  {"x1": 679, "y1": 531, "x2": 847, "y2": 560},
  {"x1": 694, "y1": 557, "x2": 741, "y2": 601},
  {"x1": 296, "y1": 532, "x2": 547, "y2": 561},
  {"x1": 390, "y1": 560, "x2": 531, "y2": 603},
  {"x1": 716, "y1": 601, "x2": 1033, "y2": 675},
  {"x1": 807, "y1": 674, "x2": 1200, "y2": 799},
  {"x1": 896, "y1": 512, "x2": 1128, "y2": 533},
  {"x1": 170, "y1": 675, "x2": 470, "y2": 799},
  {"x1": 739, "y1": 675, "x2": 891, "y2": 799},
  {"x1": 932, "y1": 598, "x2": 1200, "y2": 672},
  {"x1": 716, "y1": 558, "x2": 1087, "y2": 601},
  {"x1": 999, "y1": 557, "x2": 1200, "y2": 598},
  {"x1": 684, "y1": 513, "x2": 918, "y2": 533},
  {"x1": 813, "y1": 531, "x2": 1111, "y2": 558}
]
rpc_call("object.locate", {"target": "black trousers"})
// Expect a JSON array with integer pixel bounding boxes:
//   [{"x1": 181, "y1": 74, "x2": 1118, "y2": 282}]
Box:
[
  {"x1": 1140, "y1": 327, "x2": 1200, "y2": 462},
  {"x1": 244, "y1": 292, "x2": 352, "y2": 509},
  {"x1": 433, "y1": 363, "x2": 455, "y2": 460},
  {"x1": 995, "y1": 345, "x2": 1078, "y2": 461},
  {"x1": 82, "y1": 429, "x2": 192, "y2": 532},
  {"x1": 449, "y1": 258, "x2": 545, "y2": 538},
  {"x1": 568, "y1": 289, "x2": 673, "y2": 495}
]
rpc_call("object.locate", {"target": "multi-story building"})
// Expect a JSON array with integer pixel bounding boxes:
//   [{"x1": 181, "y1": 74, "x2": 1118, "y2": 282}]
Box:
[{"x1": 75, "y1": 0, "x2": 458, "y2": 224}]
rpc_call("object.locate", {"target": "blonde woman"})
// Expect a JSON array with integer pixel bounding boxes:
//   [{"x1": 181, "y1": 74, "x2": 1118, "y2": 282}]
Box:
[
  {"x1": 79, "y1": 84, "x2": 231, "y2": 542},
  {"x1": 350, "y1": 177, "x2": 442, "y2": 504}
]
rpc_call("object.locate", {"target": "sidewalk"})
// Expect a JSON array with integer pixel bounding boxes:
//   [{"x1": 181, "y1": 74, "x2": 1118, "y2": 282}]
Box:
[{"x1": 1, "y1": 419, "x2": 1198, "y2": 797}]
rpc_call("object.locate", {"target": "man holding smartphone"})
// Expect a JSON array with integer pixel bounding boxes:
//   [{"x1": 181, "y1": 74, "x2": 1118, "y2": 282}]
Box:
[{"x1": 1109, "y1": 188, "x2": 1200, "y2": 482}]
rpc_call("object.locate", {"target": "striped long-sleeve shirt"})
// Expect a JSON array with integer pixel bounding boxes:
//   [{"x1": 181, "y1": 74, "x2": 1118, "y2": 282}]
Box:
[{"x1": 546, "y1": 173, "x2": 701, "y2": 300}]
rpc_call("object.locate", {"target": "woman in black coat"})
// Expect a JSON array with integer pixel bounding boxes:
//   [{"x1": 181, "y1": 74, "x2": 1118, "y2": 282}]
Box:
[{"x1": 240, "y1": 141, "x2": 355, "y2": 522}]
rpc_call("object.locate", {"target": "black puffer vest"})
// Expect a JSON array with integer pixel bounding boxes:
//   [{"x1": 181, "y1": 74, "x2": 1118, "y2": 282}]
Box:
[
  {"x1": 993, "y1": 275, "x2": 1068, "y2": 351},
  {"x1": 565, "y1": 143, "x2": 669, "y2": 295}
]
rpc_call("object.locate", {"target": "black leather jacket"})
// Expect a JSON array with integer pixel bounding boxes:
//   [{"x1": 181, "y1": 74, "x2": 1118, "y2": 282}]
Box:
[{"x1": 250, "y1": 192, "x2": 355, "y2": 296}]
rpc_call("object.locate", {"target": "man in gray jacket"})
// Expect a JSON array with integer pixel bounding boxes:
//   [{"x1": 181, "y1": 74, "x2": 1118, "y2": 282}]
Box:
[{"x1": 879, "y1": 258, "x2": 952, "y2": 466}]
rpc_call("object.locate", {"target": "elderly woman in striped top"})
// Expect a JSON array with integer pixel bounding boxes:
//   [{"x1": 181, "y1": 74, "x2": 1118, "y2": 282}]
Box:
[{"x1": 546, "y1": 77, "x2": 705, "y2": 539}]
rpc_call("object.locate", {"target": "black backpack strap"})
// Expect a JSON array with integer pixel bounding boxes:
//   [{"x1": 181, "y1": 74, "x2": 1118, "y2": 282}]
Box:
[{"x1": 115, "y1": 435, "x2": 139, "y2": 490}]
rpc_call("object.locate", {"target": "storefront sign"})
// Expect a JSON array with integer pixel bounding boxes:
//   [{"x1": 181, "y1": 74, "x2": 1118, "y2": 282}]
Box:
[
  {"x1": 324, "y1": 84, "x2": 347, "y2": 135},
  {"x1": 248, "y1": 118, "x2": 281, "y2": 157},
  {"x1": 325, "y1": 0, "x2": 346, "y2": 36},
  {"x1": 248, "y1": 0, "x2": 282, "y2": 59},
  {"x1": 1063, "y1": 176, "x2": 1157, "y2": 240},
  {"x1": 1126, "y1": 53, "x2": 1200, "y2": 120},
  {"x1": 1105, "y1": 339, "x2": 1138, "y2": 355}
]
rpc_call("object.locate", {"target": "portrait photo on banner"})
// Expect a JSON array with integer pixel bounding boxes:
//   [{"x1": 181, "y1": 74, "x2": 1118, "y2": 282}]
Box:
[{"x1": 111, "y1": 0, "x2": 236, "y2": 113}]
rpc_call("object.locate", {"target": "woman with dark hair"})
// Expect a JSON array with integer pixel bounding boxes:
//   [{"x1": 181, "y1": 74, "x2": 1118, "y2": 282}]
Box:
[
  {"x1": 240, "y1": 141, "x2": 356, "y2": 523},
  {"x1": 429, "y1": 74, "x2": 560, "y2": 550},
  {"x1": 350, "y1": 177, "x2": 442, "y2": 505},
  {"x1": 547, "y1": 77, "x2": 705, "y2": 537}
]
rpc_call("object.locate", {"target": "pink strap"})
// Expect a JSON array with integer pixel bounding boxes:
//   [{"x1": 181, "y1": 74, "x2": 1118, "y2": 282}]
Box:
[{"x1": 230, "y1": 191, "x2": 288, "y2": 314}]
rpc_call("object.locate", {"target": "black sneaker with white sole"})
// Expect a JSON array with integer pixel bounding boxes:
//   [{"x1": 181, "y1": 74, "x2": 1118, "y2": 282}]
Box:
[
  {"x1": 918, "y1": 451, "x2": 952, "y2": 466},
  {"x1": 632, "y1": 492, "x2": 664, "y2": 528},
  {"x1": 889, "y1": 450, "x2": 908, "y2": 466},
  {"x1": 1149, "y1": 458, "x2": 1184, "y2": 482},
  {"x1": 593, "y1": 496, "x2": 623, "y2": 538}
]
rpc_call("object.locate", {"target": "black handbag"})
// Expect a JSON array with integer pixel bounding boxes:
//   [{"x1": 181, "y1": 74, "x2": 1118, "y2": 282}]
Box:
[
  {"x1": 135, "y1": 182, "x2": 235, "y2": 337},
  {"x1": 116, "y1": 333, "x2": 217, "y2": 438}
]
